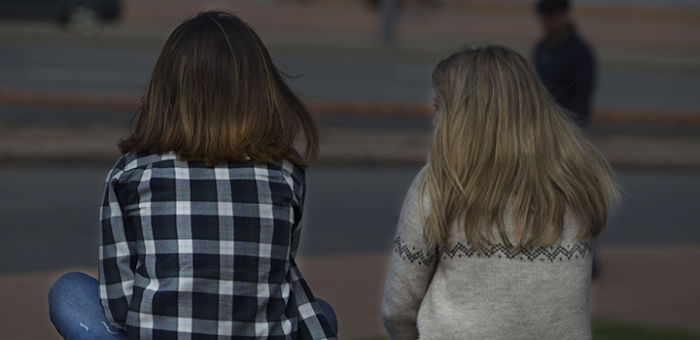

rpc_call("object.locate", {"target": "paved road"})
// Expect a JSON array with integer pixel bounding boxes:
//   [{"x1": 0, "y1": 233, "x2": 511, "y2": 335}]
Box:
[
  {"x1": 0, "y1": 165, "x2": 698, "y2": 274},
  {"x1": 2, "y1": 41, "x2": 700, "y2": 110}
]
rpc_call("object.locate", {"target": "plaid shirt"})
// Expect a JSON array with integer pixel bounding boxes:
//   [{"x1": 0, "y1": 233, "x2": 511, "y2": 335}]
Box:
[{"x1": 99, "y1": 151, "x2": 337, "y2": 340}]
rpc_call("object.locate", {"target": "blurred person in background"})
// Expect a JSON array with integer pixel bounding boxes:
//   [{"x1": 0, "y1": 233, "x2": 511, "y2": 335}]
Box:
[
  {"x1": 382, "y1": 45, "x2": 616, "y2": 339},
  {"x1": 533, "y1": 0, "x2": 595, "y2": 130},
  {"x1": 533, "y1": 0, "x2": 603, "y2": 278},
  {"x1": 47, "y1": 11, "x2": 338, "y2": 340}
]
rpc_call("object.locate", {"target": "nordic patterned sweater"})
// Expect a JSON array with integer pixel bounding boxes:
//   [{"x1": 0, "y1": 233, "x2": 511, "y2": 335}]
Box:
[{"x1": 381, "y1": 166, "x2": 593, "y2": 340}]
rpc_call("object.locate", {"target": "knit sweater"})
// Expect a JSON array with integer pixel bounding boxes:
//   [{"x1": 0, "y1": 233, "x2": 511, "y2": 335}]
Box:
[{"x1": 381, "y1": 167, "x2": 593, "y2": 340}]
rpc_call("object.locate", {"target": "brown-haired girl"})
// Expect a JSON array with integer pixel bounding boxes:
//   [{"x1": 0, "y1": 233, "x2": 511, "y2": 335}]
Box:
[
  {"x1": 382, "y1": 44, "x2": 616, "y2": 339},
  {"x1": 48, "y1": 11, "x2": 337, "y2": 340}
]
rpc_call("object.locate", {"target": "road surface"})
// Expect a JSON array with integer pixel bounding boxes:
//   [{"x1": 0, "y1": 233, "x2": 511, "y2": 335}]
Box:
[{"x1": 0, "y1": 165, "x2": 698, "y2": 274}]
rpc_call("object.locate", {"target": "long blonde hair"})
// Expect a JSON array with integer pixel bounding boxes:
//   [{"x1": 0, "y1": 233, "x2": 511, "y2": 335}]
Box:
[{"x1": 422, "y1": 44, "x2": 615, "y2": 252}]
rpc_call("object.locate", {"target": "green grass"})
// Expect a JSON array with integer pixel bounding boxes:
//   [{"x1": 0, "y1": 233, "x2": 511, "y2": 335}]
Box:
[
  {"x1": 591, "y1": 320, "x2": 700, "y2": 340},
  {"x1": 350, "y1": 320, "x2": 700, "y2": 340}
]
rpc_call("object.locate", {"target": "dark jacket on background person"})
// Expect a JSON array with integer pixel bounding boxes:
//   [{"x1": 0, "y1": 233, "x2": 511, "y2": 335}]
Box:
[{"x1": 533, "y1": 26, "x2": 596, "y2": 128}]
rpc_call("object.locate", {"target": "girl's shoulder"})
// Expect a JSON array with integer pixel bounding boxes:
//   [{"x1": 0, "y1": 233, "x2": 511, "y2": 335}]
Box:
[
  {"x1": 108, "y1": 151, "x2": 304, "y2": 188},
  {"x1": 116, "y1": 150, "x2": 178, "y2": 172},
  {"x1": 105, "y1": 151, "x2": 178, "y2": 182},
  {"x1": 406, "y1": 165, "x2": 430, "y2": 202}
]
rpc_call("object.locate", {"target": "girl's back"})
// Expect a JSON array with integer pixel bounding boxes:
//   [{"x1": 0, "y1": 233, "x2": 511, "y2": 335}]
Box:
[{"x1": 101, "y1": 151, "x2": 313, "y2": 338}]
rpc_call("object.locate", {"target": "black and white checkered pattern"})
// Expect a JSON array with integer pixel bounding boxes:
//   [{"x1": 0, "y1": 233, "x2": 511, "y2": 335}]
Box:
[{"x1": 99, "y1": 151, "x2": 337, "y2": 340}]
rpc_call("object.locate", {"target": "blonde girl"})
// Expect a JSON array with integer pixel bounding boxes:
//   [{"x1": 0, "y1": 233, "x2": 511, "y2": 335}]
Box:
[{"x1": 382, "y1": 44, "x2": 615, "y2": 340}]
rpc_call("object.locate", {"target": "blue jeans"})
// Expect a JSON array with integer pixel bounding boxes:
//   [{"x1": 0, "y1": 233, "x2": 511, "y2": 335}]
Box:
[
  {"x1": 48, "y1": 272, "x2": 339, "y2": 339},
  {"x1": 48, "y1": 272, "x2": 129, "y2": 340}
]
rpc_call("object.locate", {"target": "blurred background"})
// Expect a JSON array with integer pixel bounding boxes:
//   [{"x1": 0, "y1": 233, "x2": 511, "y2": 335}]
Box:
[{"x1": 0, "y1": 0, "x2": 699, "y2": 339}]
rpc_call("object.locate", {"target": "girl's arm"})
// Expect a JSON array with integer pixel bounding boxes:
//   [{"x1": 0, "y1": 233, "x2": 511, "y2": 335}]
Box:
[
  {"x1": 98, "y1": 168, "x2": 137, "y2": 328},
  {"x1": 381, "y1": 167, "x2": 437, "y2": 340}
]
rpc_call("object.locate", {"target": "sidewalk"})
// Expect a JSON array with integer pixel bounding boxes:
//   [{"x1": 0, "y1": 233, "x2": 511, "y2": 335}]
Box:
[{"x1": 1, "y1": 247, "x2": 699, "y2": 339}]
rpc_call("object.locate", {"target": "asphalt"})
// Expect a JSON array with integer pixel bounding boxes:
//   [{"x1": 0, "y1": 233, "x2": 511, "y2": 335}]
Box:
[{"x1": 0, "y1": 0, "x2": 699, "y2": 339}]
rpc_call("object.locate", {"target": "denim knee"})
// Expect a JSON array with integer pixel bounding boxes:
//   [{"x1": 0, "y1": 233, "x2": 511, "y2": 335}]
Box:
[
  {"x1": 49, "y1": 272, "x2": 91, "y2": 305},
  {"x1": 48, "y1": 272, "x2": 129, "y2": 340},
  {"x1": 316, "y1": 297, "x2": 338, "y2": 335},
  {"x1": 49, "y1": 272, "x2": 97, "y2": 321}
]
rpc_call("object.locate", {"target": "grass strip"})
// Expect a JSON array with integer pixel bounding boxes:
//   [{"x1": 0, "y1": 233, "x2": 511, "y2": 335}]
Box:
[
  {"x1": 591, "y1": 319, "x2": 700, "y2": 340},
  {"x1": 351, "y1": 320, "x2": 700, "y2": 340}
]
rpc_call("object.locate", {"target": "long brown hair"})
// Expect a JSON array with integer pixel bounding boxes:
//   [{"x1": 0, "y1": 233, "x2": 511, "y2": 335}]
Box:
[
  {"x1": 119, "y1": 11, "x2": 319, "y2": 167},
  {"x1": 422, "y1": 44, "x2": 616, "y2": 252}
]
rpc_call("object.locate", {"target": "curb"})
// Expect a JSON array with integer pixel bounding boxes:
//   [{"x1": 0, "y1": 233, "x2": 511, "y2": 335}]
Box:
[
  {"x1": 0, "y1": 89, "x2": 141, "y2": 112},
  {"x1": 2, "y1": 89, "x2": 700, "y2": 127},
  {"x1": 592, "y1": 108, "x2": 700, "y2": 127}
]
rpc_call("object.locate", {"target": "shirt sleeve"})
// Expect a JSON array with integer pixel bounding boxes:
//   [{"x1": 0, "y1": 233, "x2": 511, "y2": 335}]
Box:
[
  {"x1": 381, "y1": 166, "x2": 438, "y2": 340},
  {"x1": 98, "y1": 167, "x2": 138, "y2": 328},
  {"x1": 283, "y1": 164, "x2": 337, "y2": 339},
  {"x1": 289, "y1": 167, "x2": 305, "y2": 259},
  {"x1": 288, "y1": 259, "x2": 338, "y2": 340}
]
